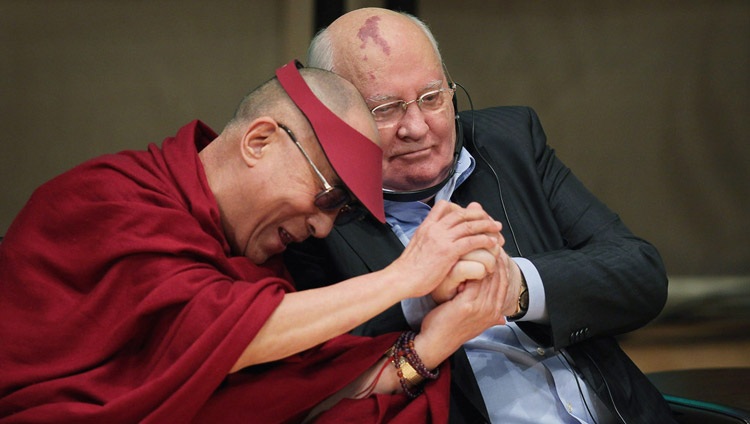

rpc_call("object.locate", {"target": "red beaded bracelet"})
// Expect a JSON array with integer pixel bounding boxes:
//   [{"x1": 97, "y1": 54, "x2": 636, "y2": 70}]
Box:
[
  {"x1": 388, "y1": 331, "x2": 440, "y2": 398},
  {"x1": 401, "y1": 331, "x2": 440, "y2": 380}
]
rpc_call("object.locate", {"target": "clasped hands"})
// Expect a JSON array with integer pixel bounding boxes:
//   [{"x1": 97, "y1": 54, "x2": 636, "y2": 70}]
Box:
[{"x1": 431, "y1": 202, "x2": 522, "y2": 319}]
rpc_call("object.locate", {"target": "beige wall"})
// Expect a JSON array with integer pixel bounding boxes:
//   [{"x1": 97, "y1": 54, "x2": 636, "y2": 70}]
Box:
[
  {"x1": 421, "y1": 1, "x2": 749, "y2": 276},
  {"x1": 1, "y1": 0, "x2": 748, "y2": 276}
]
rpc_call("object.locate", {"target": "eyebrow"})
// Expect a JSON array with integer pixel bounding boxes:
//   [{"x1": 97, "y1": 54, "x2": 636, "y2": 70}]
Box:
[{"x1": 366, "y1": 79, "x2": 444, "y2": 104}]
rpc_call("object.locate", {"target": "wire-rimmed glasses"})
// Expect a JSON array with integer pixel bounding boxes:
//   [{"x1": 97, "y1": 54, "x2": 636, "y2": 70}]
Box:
[
  {"x1": 369, "y1": 86, "x2": 456, "y2": 128},
  {"x1": 277, "y1": 122, "x2": 365, "y2": 225}
]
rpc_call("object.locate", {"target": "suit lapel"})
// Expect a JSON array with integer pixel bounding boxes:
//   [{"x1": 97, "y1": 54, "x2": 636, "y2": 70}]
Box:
[
  {"x1": 453, "y1": 158, "x2": 523, "y2": 257},
  {"x1": 333, "y1": 219, "x2": 412, "y2": 334},
  {"x1": 338, "y1": 218, "x2": 492, "y2": 422},
  {"x1": 333, "y1": 218, "x2": 404, "y2": 273}
]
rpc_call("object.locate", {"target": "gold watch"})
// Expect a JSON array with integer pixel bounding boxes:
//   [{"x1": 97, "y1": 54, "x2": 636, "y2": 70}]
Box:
[{"x1": 508, "y1": 273, "x2": 528, "y2": 320}]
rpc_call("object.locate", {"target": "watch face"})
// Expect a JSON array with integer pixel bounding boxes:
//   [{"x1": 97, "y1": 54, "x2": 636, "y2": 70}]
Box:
[
  {"x1": 520, "y1": 289, "x2": 529, "y2": 311},
  {"x1": 518, "y1": 277, "x2": 529, "y2": 311}
]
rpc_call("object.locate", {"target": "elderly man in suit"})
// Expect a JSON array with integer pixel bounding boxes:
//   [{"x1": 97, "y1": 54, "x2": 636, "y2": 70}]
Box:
[{"x1": 285, "y1": 8, "x2": 676, "y2": 424}]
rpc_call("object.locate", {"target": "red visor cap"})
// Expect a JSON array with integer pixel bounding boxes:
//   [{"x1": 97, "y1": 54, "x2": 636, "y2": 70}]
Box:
[{"x1": 275, "y1": 60, "x2": 385, "y2": 223}]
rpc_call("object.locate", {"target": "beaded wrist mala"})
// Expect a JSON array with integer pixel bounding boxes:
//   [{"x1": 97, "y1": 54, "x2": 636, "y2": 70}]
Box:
[{"x1": 387, "y1": 331, "x2": 440, "y2": 398}]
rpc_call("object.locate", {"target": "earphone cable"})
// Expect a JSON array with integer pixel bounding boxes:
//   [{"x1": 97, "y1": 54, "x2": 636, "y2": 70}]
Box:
[{"x1": 455, "y1": 82, "x2": 523, "y2": 257}]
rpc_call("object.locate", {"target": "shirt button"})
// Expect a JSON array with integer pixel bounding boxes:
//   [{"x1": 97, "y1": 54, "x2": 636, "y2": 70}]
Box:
[
  {"x1": 566, "y1": 402, "x2": 573, "y2": 413},
  {"x1": 536, "y1": 347, "x2": 545, "y2": 356}
]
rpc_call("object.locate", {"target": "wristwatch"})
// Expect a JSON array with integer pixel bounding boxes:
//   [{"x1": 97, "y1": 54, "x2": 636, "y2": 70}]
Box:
[{"x1": 508, "y1": 274, "x2": 528, "y2": 320}]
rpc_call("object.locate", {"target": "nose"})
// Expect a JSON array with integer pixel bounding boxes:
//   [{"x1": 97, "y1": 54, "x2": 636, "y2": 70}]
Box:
[
  {"x1": 307, "y1": 211, "x2": 336, "y2": 238},
  {"x1": 396, "y1": 101, "x2": 429, "y2": 140}
]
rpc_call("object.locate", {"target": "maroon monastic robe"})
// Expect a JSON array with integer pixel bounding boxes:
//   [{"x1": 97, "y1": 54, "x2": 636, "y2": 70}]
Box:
[{"x1": 0, "y1": 121, "x2": 449, "y2": 423}]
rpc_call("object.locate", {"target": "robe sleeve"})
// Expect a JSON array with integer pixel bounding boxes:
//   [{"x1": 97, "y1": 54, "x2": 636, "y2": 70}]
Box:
[{"x1": 0, "y1": 123, "x2": 450, "y2": 423}]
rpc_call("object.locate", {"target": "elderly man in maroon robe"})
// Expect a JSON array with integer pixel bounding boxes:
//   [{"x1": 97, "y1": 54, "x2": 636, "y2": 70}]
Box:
[{"x1": 0, "y1": 61, "x2": 509, "y2": 423}]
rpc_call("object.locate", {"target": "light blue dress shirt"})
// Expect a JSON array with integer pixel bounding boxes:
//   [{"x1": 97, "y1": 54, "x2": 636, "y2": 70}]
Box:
[{"x1": 386, "y1": 148, "x2": 612, "y2": 424}]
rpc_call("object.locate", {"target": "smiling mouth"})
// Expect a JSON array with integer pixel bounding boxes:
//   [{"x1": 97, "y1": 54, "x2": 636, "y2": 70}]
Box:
[
  {"x1": 278, "y1": 227, "x2": 295, "y2": 246},
  {"x1": 393, "y1": 147, "x2": 431, "y2": 160}
]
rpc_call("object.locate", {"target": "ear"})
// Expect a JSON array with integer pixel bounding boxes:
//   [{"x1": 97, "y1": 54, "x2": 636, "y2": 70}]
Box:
[{"x1": 239, "y1": 118, "x2": 278, "y2": 167}]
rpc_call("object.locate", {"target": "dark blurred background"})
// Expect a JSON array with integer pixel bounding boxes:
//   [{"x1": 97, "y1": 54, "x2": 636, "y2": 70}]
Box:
[{"x1": 1, "y1": 0, "x2": 748, "y2": 371}]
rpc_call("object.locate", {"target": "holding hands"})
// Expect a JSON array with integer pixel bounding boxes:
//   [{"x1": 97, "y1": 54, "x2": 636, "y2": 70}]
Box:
[
  {"x1": 414, "y1": 202, "x2": 528, "y2": 361},
  {"x1": 317, "y1": 201, "x2": 527, "y2": 402},
  {"x1": 432, "y1": 202, "x2": 504, "y2": 303},
  {"x1": 390, "y1": 201, "x2": 503, "y2": 300}
]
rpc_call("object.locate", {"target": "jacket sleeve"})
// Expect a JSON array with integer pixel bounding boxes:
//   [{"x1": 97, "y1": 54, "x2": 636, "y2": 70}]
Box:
[{"x1": 468, "y1": 106, "x2": 668, "y2": 349}]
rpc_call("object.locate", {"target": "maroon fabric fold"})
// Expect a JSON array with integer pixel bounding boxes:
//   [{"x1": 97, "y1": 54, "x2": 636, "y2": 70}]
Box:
[{"x1": 0, "y1": 121, "x2": 448, "y2": 423}]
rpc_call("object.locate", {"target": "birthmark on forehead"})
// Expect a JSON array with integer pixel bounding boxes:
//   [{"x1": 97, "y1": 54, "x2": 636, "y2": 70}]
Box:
[{"x1": 357, "y1": 16, "x2": 391, "y2": 56}]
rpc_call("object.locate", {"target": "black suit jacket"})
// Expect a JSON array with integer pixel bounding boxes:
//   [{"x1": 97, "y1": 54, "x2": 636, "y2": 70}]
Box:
[{"x1": 285, "y1": 106, "x2": 676, "y2": 423}]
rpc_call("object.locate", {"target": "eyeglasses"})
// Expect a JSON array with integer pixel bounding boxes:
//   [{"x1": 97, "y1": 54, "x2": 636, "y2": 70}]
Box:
[
  {"x1": 277, "y1": 123, "x2": 365, "y2": 226},
  {"x1": 370, "y1": 86, "x2": 456, "y2": 128}
]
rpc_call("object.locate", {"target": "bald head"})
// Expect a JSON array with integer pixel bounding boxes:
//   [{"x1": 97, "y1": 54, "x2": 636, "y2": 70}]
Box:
[
  {"x1": 308, "y1": 8, "x2": 443, "y2": 85},
  {"x1": 200, "y1": 65, "x2": 385, "y2": 261},
  {"x1": 225, "y1": 67, "x2": 376, "y2": 142},
  {"x1": 308, "y1": 8, "x2": 459, "y2": 196}
]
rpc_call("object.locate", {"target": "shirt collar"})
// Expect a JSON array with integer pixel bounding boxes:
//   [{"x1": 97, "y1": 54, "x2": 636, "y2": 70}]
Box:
[{"x1": 384, "y1": 148, "x2": 475, "y2": 233}]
